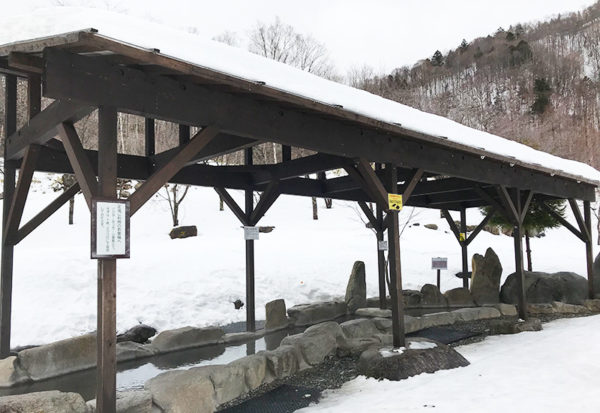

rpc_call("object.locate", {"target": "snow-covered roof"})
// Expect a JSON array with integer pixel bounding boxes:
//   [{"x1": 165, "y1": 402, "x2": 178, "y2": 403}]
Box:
[{"x1": 1, "y1": 7, "x2": 599, "y2": 185}]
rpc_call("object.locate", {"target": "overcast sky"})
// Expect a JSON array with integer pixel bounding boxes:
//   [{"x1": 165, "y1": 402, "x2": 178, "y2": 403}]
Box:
[{"x1": 4, "y1": 0, "x2": 598, "y2": 74}]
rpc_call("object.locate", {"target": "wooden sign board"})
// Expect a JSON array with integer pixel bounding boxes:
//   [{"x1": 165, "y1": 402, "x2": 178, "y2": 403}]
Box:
[
  {"x1": 244, "y1": 226, "x2": 259, "y2": 240},
  {"x1": 431, "y1": 257, "x2": 448, "y2": 270},
  {"x1": 91, "y1": 198, "x2": 130, "y2": 259},
  {"x1": 388, "y1": 193, "x2": 403, "y2": 211}
]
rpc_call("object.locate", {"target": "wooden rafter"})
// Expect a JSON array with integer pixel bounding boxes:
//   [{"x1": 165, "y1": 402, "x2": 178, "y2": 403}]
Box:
[
  {"x1": 214, "y1": 187, "x2": 248, "y2": 225},
  {"x1": 568, "y1": 199, "x2": 591, "y2": 242},
  {"x1": 250, "y1": 181, "x2": 280, "y2": 226},
  {"x1": 358, "y1": 201, "x2": 378, "y2": 229},
  {"x1": 540, "y1": 201, "x2": 586, "y2": 242},
  {"x1": 466, "y1": 206, "x2": 497, "y2": 246}
]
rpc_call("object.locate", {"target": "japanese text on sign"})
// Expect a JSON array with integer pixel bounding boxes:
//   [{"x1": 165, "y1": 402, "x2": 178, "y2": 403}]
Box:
[
  {"x1": 388, "y1": 194, "x2": 403, "y2": 211},
  {"x1": 95, "y1": 201, "x2": 127, "y2": 257},
  {"x1": 431, "y1": 257, "x2": 448, "y2": 270}
]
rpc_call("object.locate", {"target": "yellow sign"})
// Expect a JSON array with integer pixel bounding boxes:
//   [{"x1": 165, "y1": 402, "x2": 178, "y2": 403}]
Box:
[
  {"x1": 459, "y1": 232, "x2": 466, "y2": 242},
  {"x1": 388, "y1": 194, "x2": 403, "y2": 211}
]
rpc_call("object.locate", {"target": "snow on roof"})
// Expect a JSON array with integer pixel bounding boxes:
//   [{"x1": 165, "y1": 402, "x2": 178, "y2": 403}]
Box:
[{"x1": 1, "y1": 7, "x2": 599, "y2": 184}]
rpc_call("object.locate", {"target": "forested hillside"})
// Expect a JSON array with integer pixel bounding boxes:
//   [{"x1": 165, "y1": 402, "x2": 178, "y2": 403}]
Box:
[{"x1": 354, "y1": 1, "x2": 600, "y2": 169}]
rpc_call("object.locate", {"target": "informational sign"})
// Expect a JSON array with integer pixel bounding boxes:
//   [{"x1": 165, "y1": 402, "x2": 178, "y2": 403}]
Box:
[
  {"x1": 388, "y1": 193, "x2": 403, "y2": 211},
  {"x1": 378, "y1": 240, "x2": 388, "y2": 251},
  {"x1": 91, "y1": 198, "x2": 130, "y2": 259},
  {"x1": 459, "y1": 232, "x2": 466, "y2": 242},
  {"x1": 244, "y1": 226, "x2": 260, "y2": 241},
  {"x1": 431, "y1": 257, "x2": 448, "y2": 270}
]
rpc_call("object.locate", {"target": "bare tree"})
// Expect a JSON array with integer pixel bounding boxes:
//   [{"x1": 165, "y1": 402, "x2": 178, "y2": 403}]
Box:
[{"x1": 159, "y1": 184, "x2": 191, "y2": 227}]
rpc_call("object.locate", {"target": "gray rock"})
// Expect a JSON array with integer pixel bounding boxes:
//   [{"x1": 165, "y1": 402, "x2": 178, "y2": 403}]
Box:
[
  {"x1": 340, "y1": 319, "x2": 379, "y2": 339},
  {"x1": 18, "y1": 333, "x2": 96, "y2": 381},
  {"x1": 117, "y1": 324, "x2": 157, "y2": 344},
  {"x1": 527, "y1": 303, "x2": 554, "y2": 315},
  {"x1": 116, "y1": 341, "x2": 157, "y2": 362},
  {"x1": 280, "y1": 324, "x2": 338, "y2": 366},
  {"x1": 483, "y1": 303, "x2": 518, "y2": 317},
  {"x1": 150, "y1": 326, "x2": 224, "y2": 353},
  {"x1": 404, "y1": 315, "x2": 423, "y2": 333},
  {"x1": 168, "y1": 225, "x2": 197, "y2": 239},
  {"x1": 444, "y1": 288, "x2": 475, "y2": 306},
  {"x1": 87, "y1": 390, "x2": 153, "y2": 413},
  {"x1": 402, "y1": 290, "x2": 422, "y2": 307},
  {"x1": 424, "y1": 224, "x2": 438, "y2": 230},
  {"x1": 470, "y1": 248, "x2": 502, "y2": 304},
  {"x1": 488, "y1": 318, "x2": 542, "y2": 334},
  {"x1": 420, "y1": 284, "x2": 448, "y2": 307},
  {"x1": 264, "y1": 299, "x2": 288, "y2": 331},
  {"x1": 345, "y1": 261, "x2": 367, "y2": 313},
  {"x1": 0, "y1": 390, "x2": 88, "y2": 412},
  {"x1": 228, "y1": 353, "x2": 271, "y2": 391},
  {"x1": 263, "y1": 345, "x2": 301, "y2": 379},
  {"x1": 501, "y1": 271, "x2": 588, "y2": 305},
  {"x1": 372, "y1": 317, "x2": 392, "y2": 333},
  {"x1": 145, "y1": 368, "x2": 215, "y2": 413},
  {"x1": 287, "y1": 301, "x2": 347, "y2": 326},
  {"x1": 584, "y1": 299, "x2": 600, "y2": 312},
  {"x1": 420, "y1": 312, "x2": 457, "y2": 329},
  {"x1": 207, "y1": 364, "x2": 247, "y2": 406},
  {"x1": 357, "y1": 338, "x2": 469, "y2": 381},
  {"x1": 551, "y1": 301, "x2": 590, "y2": 314},
  {"x1": 224, "y1": 331, "x2": 262, "y2": 344},
  {"x1": 451, "y1": 307, "x2": 501, "y2": 322},
  {"x1": 0, "y1": 356, "x2": 29, "y2": 387},
  {"x1": 354, "y1": 308, "x2": 392, "y2": 318}
]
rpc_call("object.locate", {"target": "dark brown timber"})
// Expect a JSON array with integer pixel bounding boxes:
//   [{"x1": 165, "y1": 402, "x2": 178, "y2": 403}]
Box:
[
  {"x1": 460, "y1": 208, "x2": 468, "y2": 289},
  {"x1": 96, "y1": 106, "x2": 118, "y2": 413},
  {"x1": 0, "y1": 74, "x2": 17, "y2": 357},
  {"x1": 245, "y1": 148, "x2": 255, "y2": 332},
  {"x1": 584, "y1": 201, "x2": 594, "y2": 298}
]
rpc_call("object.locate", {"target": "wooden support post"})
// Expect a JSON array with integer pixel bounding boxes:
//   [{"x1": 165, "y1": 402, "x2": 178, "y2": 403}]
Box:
[
  {"x1": 375, "y1": 164, "x2": 386, "y2": 310},
  {"x1": 282, "y1": 145, "x2": 291, "y2": 162},
  {"x1": 144, "y1": 118, "x2": 155, "y2": 157},
  {"x1": 96, "y1": 106, "x2": 118, "y2": 413},
  {"x1": 0, "y1": 74, "x2": 17, "y2": 357},
  {"x1": 460, "y1": 208, "x2": 468, "y2": 289},
  {"x1": 386, "y1": 164, "x2": 405, "y2": 348},
  {"x1": 513, "y1": 190, "x2": 527, "y2": 320},
  {"x1": 28, "y1": 75, "x2": 41, "y2": 118},
  {"x1": 584, "y1": 201, "x2": 594, "y2": 299},
  {"x1": 179, "y1": 124, "x2": 190, "y2": 146},
  {"x1": 245, "y1": 148, "x2": 256, "y2": 332}
]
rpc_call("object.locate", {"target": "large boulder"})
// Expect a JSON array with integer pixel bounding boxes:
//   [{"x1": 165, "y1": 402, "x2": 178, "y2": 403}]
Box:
[
  {"x1": 0, "y1": 356, "x2": 29, "y2": 387},
  {"x1": 168, "y1": 225, "x2": 197, "y2": 239},
  {"x1": 18, "y1": 333, "x2": 96, "y2": 381},
  {"x1": 86, "y1": 389, "x2": 153, "y2": 413},
  {"x1": 444, "y1": 288, "x2": 475, "y2": 306},
  {"x1": 357, "y1": 338, "x2": 469, "y2": 381},
  {"x1": 402, "y1": 290, "x2": 422, "y2": 307},
  {"x1": 420, "y1": 284, "x2": 448, "y2": 307},
  {"x1": 263, "y1": 345, "x2": 303, "y2": 378},
  {"x1": 354, "y1": 308, "x2": 392, "y2": 318},
  {"x1": 287, "y1": 301, "x2": 347, "y2": 326},
  {"x1": 339, "y1": 319, "x2": 379, "y2": 339},
  {"x1": 0, "y1": 390, "x2": 88, "y2": 412},
  {"x1": 500, "y1": 271, "x2": 588, "y2": 305},
  {"x1": 264, "y1": 299, "x2": 288, "y2": 331},
  {"x1": 228, "y1": 353, "x2": 272, "y2": 391},
  {"x1": 280, "y1": 322, "x2": 340, "y2": 366},
  {"x1": 345, "y1": 261, "x2": 367, "y2": 313},
  {"x1": 470, "y1": 248, "x2": 502, "y2": 304},
  {"x1": 145, "y1": 368, "x2": 215, "y2": 413},
  {"x1": 151, "y1": 326, "x2": 224, "y2": 353}
]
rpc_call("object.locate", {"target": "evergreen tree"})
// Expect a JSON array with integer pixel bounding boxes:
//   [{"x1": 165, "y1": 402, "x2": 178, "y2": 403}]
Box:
[
  {"x1": 481, "y1": 200, "x2": 566, "y2": 270},
  {"x1": 431, "y1": 50, "x2": 444, "y2": 66},
  {"x1": 531, "y1": 78, "x2": 552, "y2": 114}
]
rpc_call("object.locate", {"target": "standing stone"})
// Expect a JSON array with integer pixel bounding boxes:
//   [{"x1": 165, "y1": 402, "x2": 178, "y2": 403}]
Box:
[
  {"x1": 345, "y1": 261, "x2": 367, "y2": 313},
  {"x1": 265, "y1": 299, "x2": 288, "y2": 331},
  {"x1": 420, "y1": 284, "x2": 448, "y2": 307},
  {"x1": 444, "y1": 288, "x2": 475, "y2": 306},
  {"x1": 470, "y1": 248, "x2": 502, "y2": 304}
]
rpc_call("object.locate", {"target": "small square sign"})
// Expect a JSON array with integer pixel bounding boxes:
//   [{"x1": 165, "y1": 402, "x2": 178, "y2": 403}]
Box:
[
  {"x1": 91, "y1": 198, "x2": 130, "y2": 259},
  {"x1": 378, "y1": 240, "x2": 388, "y2": 251},
  {"x1": 387, "y1": 193, "x2": 403, "y2": 211},
  {"x1": 244, "y1": 226, "x2": 259, "y2": 240},
  {"x1": 432, "y1": 257, "x2": 448, "y2": 270}
]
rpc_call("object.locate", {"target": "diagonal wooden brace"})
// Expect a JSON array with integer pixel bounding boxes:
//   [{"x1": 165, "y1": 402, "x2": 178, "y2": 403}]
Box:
[
  {"x1": 4, "y1": 144, "x2": 41, "y2": 245},
  {"x1": 130, "y1": 125, "x2": 220, "y2": 215},
  {"x1": 215, "y1": 187, "x2": 248, "y2": 225},
  {"x1": 57, "y1": 122, "x2": 98, "y2": 210},
  {"x1": 250, "y1": 181, "x2": 280, "y2": 226}
]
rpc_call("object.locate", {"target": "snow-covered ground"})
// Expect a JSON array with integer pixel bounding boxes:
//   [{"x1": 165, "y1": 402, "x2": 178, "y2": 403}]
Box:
[
  {"x1": 298, "y1": 315, "x2": 600, "y2": 413},
  {"x1": 5, "y1": 174, "x2": 596, "y2": 347}
]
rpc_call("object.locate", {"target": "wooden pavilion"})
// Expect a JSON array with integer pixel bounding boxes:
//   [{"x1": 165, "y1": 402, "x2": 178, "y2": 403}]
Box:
[{"x1": 0, "y1": 27, "x2": 597, "y2": 412}]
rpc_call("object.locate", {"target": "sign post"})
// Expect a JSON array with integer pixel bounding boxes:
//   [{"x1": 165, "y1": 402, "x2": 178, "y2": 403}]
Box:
[{"x1": 431, "y1": 257, "x2": 448, "y2": 289}]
